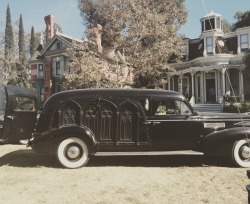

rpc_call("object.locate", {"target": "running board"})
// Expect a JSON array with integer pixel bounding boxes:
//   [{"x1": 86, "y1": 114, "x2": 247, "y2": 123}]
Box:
[{"x1": 94, "y1": 150, "x2": 204, "y2": 156}]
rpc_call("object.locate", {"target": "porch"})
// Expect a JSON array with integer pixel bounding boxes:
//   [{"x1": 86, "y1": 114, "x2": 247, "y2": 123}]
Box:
[{"x1": 167, "y1": 64, "x2": 245, "y2": 105}]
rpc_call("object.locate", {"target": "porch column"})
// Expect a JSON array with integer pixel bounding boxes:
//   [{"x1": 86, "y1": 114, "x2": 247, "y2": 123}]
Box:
[
  {"x1": 217, "y1": 71, "x2": 221, "y2": 102},
  {"x1": 179, "y1": 74, "x2": 183, "y2": 94},
  {"x1": 191, "y1": 72, "x2": 195, "y2": 96},
  {"x1": 221, "y1": 68, "x2": 226, "y2": 96},
  {"x1": 172, "y1": 77, "x2": 175, "y2": 91},
  {"x1": 168, "y1": 75, "x2": 171, "y2": 90},
  {"x1": 200, "y1": 71, "x2": 204, "y2": 103},
  {"x1": 189, "y1": 71, "x2": 195, "y2": 105},
  {"x1": 239, "y1": 69, "x2": 244, "y2": 102}
]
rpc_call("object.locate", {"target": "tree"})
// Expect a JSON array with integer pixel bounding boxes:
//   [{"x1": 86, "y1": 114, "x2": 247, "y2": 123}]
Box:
[
  {"x1": 29, "y1": 28, "x2": 42, "y2": 58},
  {"x1": 16, "y1": 14, "x2": 32, "y2": 88},
  {"x1": 0, "y1": 5, "x2": 32, "y2": 87},
  {"x1": 223, "y1": 19, "x2": 233, "y2": 33},
  {"x1": 2, "y1": 4, "x2": 17, "y2": 84},
  {"x1": 30, "y1": 26, "x2": 36, "y2": 57},
  {"x1": 78, "y1": 0, "x2": 187, "y2": 88},
  {"x1": 54, "y1": 23, "x2": 63, "y2": 33},
  {"x1": 233, "y1": 11, "x2": 250, "y2": 30},
  {"x1": 62, "y1": 41, "x2": 102, "y2": 89},
  {"x1": 4, "y1": 4, "x2": 14, "y2": 58},
  {"x1": 18, "y1": 14, "x2": 25, "y2": 64},
  {"x1": 62, "y1": 39, "x2": 133, "y2": 89}
]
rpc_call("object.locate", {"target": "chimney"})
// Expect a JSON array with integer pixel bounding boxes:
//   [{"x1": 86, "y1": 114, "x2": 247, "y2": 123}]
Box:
[{"x1": 44, "y1": 15, "x2": 55, "y2": 44}]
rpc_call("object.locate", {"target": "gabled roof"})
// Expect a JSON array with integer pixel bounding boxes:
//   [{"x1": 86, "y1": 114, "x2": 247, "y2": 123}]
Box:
[
  {"x1": 30, "y1": 44, "x2": 44, "y2": 61},
  {"x1": 39, "y1": 32, "x2": 84, "y2": 56}
]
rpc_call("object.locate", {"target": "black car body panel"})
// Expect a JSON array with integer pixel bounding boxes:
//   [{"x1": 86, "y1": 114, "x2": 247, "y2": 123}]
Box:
[{"x1": 30, "y1": 89, "x2": 250, "y2": 155}]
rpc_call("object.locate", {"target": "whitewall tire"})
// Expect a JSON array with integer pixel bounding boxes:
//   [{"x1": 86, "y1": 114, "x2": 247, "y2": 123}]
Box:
[
  {"x1": 57, "y1": 137, "x2": 89, "y2": 169},
  {"x1": 232, "y1": 139, "x2": 250, "y2": 168}
]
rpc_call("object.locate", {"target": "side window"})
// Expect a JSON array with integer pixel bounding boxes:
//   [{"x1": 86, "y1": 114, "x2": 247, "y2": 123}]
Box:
[
  {"x1": 13, "y1": 97, "x2": 36, "y2": 112},
  {"x1": 154, "y1": 99, "x2": 192, "y2": 116}
]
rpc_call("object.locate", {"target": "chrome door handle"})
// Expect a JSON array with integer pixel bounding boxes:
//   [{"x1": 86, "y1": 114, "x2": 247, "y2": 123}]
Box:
[{"x1": 152, "y1": 122, "x2": 161, "y2": 124}]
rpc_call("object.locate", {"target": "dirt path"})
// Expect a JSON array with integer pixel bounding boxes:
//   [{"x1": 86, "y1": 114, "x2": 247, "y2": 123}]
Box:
[{"x1": 0, "y1": 145, "x2": 248, "y2": 203}]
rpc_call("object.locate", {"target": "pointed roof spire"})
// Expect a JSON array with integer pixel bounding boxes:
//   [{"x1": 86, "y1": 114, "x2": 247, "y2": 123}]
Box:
[{"x1": 202, "y1": 10, "x2": 222, "y2": 19}]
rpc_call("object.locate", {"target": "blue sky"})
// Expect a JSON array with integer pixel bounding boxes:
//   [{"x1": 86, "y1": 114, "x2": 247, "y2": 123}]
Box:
[
  {"x1": 0, "y1": 0, "x2": 84, "y2": 39},
  {"x1": 0, "y1": 0, "x2": 250, "y2": 40}
]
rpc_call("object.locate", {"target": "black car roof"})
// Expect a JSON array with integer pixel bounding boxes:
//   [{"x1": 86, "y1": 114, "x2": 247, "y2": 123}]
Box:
[
  {"x1": 5, "y1": 84, "x2": 36, "y2": 100},
  {"x1": 48, "y1": 88, "x2": 186, "y2": 102}
]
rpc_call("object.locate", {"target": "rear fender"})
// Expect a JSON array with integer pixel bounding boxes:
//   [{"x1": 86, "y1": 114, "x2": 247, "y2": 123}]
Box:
[
  {"x1": 202, "y1": 127, "x2": 250, "y2": 156},
  {"x1": 31, "y1": 126, "x2": 97, "y2": 154}
]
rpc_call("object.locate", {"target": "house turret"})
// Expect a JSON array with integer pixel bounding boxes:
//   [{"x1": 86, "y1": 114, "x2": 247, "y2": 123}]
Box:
[
  {"x1": 200, "y1": 11, "x2": 224, "y2": 56},
  {"x1": 200, "y1": 11, "x2": 223, "y2": 33}
]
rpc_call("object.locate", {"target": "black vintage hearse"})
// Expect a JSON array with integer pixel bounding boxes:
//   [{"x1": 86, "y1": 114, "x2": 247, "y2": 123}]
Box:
[{"x1": 1, "y1": 84, "x2": 250, "y2": 169}]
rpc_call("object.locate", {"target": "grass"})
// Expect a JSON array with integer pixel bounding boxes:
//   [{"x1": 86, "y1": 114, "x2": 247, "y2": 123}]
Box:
[{"x1": 0, "y1": 145, "x2": 249, "y2": 203}]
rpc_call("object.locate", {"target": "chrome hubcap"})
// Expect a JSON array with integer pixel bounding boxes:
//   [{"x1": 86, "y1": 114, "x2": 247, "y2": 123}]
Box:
[
  {"x1": 241, "y1": 146, "x2": 250, "y2": 159},
  {"x1": 67, "y1": 146, "x2": 81, "y2": 159}
]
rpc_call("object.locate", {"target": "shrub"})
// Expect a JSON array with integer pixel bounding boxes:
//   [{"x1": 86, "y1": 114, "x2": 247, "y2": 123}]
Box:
[{"x1": 223, "y1": 102, "x2": 250, "y2": 113}]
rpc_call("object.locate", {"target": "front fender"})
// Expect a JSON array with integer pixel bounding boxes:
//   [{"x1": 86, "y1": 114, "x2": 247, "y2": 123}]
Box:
[
  {"x1": 31, "y1": 126, "x2": 97, "y2": 154},
  {"x1": 201, "y1": 127, "x2": 250, "y2": 156}
]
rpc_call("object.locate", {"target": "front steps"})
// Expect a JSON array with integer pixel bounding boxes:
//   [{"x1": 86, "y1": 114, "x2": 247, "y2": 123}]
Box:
[{"x1": 192, "y1": 103, "x2": 223, "y2": 113}]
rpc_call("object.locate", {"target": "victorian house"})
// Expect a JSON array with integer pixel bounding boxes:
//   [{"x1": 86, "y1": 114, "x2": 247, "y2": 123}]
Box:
[
  {"x1": 168, "y1": 11, "x2": 250, "y2": 105},
  {"x1": 30, "y1": 15, "x2": 84, "y2": 105}
]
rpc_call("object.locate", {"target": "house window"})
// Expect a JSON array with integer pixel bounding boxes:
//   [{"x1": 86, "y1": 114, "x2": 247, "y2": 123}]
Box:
[
  {"x1": 40, "y1": 87, "x2": 44, "y2": 102},
  {"x1": 53, "y1": 56, "x2": 64, "y2": 76},
  {"x1": 56, "y1": 42, "x2": 61, "y2": 49},
  {"x1": 205, "y1": 18, "x2": 215, "y2": 30},
  {"x1": 206, "y1": 37, "x2": 213, "y2": 54},
  {"x1": 38, "y1": 64, "x2": 44, "y2": 78},
  {"x1": 240, "y1": 34, "x2": 248, "y2": 52},
  {"x1": 216, "y1": 18, "x2": 221, "y2": 29},
  {"x1": 56, "y1": 61, "x2": 60, "y2": 76}
]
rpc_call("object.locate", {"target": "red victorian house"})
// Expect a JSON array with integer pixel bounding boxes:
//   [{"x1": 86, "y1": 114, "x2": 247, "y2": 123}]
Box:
[{"x1": 30, "y1": 15, "x2": 84, "y2": 105}]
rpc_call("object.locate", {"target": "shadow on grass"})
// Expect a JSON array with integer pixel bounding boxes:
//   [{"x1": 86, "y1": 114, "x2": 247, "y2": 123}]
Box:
[
  {"x1": 0, "y1": 149, "x2": 61, "y2": 168},
  {"x1": 0, "y1": 148, "x2": 233, "y2": 168}
]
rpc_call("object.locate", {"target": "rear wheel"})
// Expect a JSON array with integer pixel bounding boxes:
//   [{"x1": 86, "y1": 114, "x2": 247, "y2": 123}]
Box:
[
  {"x1": 57, "y1": 137, "x2": 89, "y2": 169},
  {"x1": 232, "y1": 139, "x2": 250, "y2": 168}
]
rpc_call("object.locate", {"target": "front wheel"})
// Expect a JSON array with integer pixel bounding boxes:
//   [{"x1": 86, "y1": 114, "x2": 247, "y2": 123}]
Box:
[
  {"x1": 232, "y1": 139, "x2": 250, "y2": 168},
  {"x1": 57, "y1": 137, "x2": 89, "y2": 169}
]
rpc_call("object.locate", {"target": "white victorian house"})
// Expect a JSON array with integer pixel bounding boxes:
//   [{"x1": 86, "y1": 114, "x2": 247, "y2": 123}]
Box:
[{"x1": 167, "y1": 11, "x2": 250, "y2": 105}]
